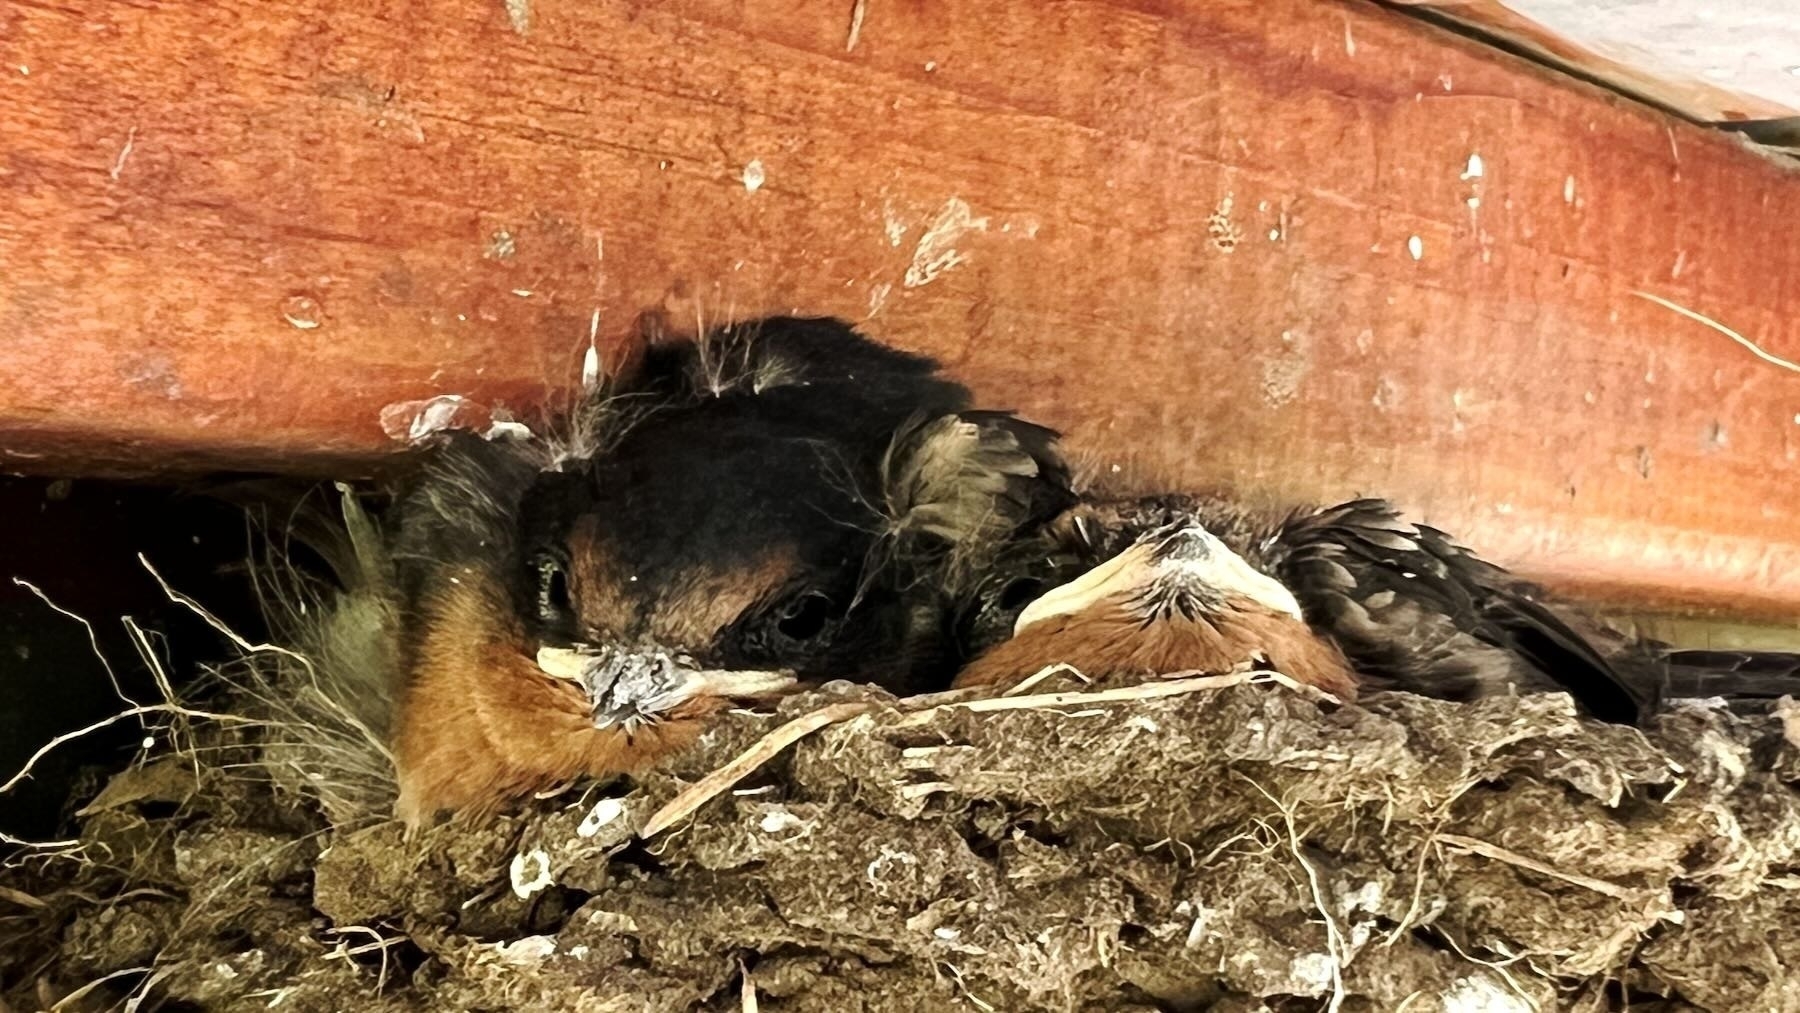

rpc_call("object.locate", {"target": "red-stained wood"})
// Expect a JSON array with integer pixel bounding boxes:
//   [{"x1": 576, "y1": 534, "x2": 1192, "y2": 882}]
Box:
[{"x1": 1, "y1": 0, "x2": 1797, "y2": 620}]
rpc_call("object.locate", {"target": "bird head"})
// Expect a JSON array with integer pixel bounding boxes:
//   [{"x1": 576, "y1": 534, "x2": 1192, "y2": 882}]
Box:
[
  {"x1": 953, "y1": 516, "x2": 1357, "y2": 698},
  {"x1": 387, "y1": 316, "x2": 1075, "y2": 819},
  {"x1": 1015, "y1": 522, "x2": 1307, "y2": 631}
]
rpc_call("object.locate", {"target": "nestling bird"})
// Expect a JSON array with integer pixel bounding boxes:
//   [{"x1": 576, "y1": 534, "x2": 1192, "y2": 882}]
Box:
[
  {"x1": 953, "y1": 512, "x2": 1361, "y2": 699},
  {"x1": 381, "y1": 316, "x2": 1073, "y2": 822},
  {"x1": 955, "y1": 493, "x2": 1798, "y2": 726},
  {"x1": 953, "y1": 492, "x2": 1649, "y2": 710}
]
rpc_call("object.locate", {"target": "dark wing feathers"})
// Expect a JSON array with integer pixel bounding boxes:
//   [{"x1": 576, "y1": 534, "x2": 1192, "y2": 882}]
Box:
[
  {"x1": 1659, "y1": 649, "x2": 1800, "y2": 701},
  {"x1": 880, "y1": 410, "x2": 1075, "y2": 555},
  {"x1": 1273, "y1": 498, "x2": 1653, "y2": 723}
]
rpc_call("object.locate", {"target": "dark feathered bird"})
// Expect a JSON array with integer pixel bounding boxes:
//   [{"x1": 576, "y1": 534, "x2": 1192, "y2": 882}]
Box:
[
  {"x1": 952, "y1": 508, "x2": 1361, "y2": 698},
  {"x1": 381, "y1": 316, "x2": 1074, "y2": 822},
  {"x1": 955, "y1": 492, "x2": 1800, "y2": 727}
]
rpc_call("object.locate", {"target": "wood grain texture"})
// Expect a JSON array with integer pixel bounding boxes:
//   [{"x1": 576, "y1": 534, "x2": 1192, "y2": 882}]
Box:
[{"x1": 2, "y1": 0, "x2": 1797, "y2": 618}]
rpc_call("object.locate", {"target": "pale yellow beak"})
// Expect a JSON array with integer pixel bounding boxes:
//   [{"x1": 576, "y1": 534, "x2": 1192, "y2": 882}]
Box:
[
  {"x1": 1013, "y1": 526, "x2": 1305, "y2": 636},
  {"x1": 1013, "y1": 542, "x2": 1156, "y2": 634},
  {"x1": 535, "y1": 646, "x2": 796, "y2": 701}
]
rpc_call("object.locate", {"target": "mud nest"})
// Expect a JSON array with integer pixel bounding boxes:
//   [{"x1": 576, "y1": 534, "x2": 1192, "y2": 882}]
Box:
[{"x1": 5, "y1": 671, "x2": 1800, "y2": 1012}]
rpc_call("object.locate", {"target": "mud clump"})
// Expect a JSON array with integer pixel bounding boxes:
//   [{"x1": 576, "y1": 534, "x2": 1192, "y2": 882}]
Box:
[{"x1": 4, "y1": 676, "x2": 1800, "y2": 1011}]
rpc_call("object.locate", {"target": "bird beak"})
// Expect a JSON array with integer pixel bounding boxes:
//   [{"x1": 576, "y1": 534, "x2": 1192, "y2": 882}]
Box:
[
  {"x1": 535, "y1": 646, "x2": 796, "y2": 728},
  {"x1": 1013, "y1": 542, "x2": 1154, "y2": 634},
  {"x1": 1012, "y1": 525, "x2": 1306, "y2": 636}
]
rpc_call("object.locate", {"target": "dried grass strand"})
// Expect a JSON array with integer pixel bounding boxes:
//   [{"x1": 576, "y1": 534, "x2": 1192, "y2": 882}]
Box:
[
  {"x1": 46, "y1": 966, "x2": 152, "y2": 1012},
  {"x1": 1242, "y1": 776, "x2": 1348, "y2": 1013},
  {"x1": 1632, "y1": 291, "x2": 1800, "y2": 374},
  {"x1": 0, "y1": 885, "x2": 47, "y2": 909},
  {"x1": 1436, "y1": 833, "x2": 1647, "y2": 902},
  {"x1": 641, "y1": 701, "x2": 876, "y2": 837},
  {"x1": 12, "y1": 578, "x2": 138, "y2": 707},
  {"x1": 0, "y1": 705, "x2": 258, "y2": 796}
]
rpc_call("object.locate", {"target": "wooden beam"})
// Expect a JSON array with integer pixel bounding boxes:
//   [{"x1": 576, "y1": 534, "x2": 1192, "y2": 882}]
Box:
[{"x1": 2, "y1": 0, "x2": 1798, "y2": 619}]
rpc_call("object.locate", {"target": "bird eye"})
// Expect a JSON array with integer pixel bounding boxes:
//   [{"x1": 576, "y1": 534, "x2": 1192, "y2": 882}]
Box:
[
  {"x1": 530, "y1": 551, "x2": 572, "y2": 625},
  {"x1": 776, "y1": 591, "x2": 838, "y2": 643},
  {"x1": 736, "y1": 588, "x2": 849, "y2": 664},
  {"x1": 953, "y1": 572, "x2": 1054, "y2": 658}
]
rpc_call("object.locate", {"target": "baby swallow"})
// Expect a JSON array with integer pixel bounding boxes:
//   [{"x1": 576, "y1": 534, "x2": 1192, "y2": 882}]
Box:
[
  {"x1": 959, "y1": 493, "x2": 1800, "y2": 724},
  {"x1": 955, "y1": 518, "x2": 1359, "y2": 697},
  {"x1": 384, "y1": 316, "x2": 1075, "y2": 822}
]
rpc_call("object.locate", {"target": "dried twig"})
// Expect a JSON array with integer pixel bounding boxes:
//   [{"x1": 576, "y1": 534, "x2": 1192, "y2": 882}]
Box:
[
  {"x1": 959, "y1": 670, "x2": 1283, "y2": 712},
  {"x1": 739, "y1": 958, "x2": 759, "y2": 1013},
  {"x1": 0, "y1": 885, "x2": 47, "y2": 909},
  {"x1": 1383, "y1": 822, "x2": 1442, "y2": 947},
  {"x1": 1003, "y1": 662, "x2": 1086, "y2": 696},
  {"x1": 13, "y1": 579, "x2": 137, "y2": 706},
  {"x1": 323, "y1": 924, "x2": 408, "y2": 993},
  {"x1": 940, "y1": 961, "x2": 995, "y2": 1012},
  {"x1": 891, "y1": 670, "x2": 1300, "y2": 728},
  {"x1": 641, "y1": 702, "x2": 875, "y2": 837},
  {"x1": 121, "y1": 967, "x2": 174, "y2": 1013},
  {"x1": 1436, "y1": 833, "x2": 1644, "y2": 901},
  {"x1": 140, "y1": 555, "x2": 317, "y2": 667},
  {"x1": 1430, "y1": 926, "x2": 1541, "y2": 1011},
  {"x1": 0, "y1": 829, "x2": 80, "y2": 853}
]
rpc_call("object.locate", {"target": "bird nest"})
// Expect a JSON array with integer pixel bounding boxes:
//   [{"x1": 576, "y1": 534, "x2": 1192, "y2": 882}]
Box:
[{"x1": 5, "y1": 663, "x2": 1800, "y2": 1012}]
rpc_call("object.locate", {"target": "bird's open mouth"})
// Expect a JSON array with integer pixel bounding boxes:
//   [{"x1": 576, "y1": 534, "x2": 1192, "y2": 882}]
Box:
[{"x1": 535, "y1": 645, "x2": 797, "y2": 729}]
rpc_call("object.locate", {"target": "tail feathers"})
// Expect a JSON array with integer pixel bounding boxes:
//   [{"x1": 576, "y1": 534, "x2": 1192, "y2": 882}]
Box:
[{"x1": 1659, "y1": 649, "x2": 1800, "y2": 702}]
